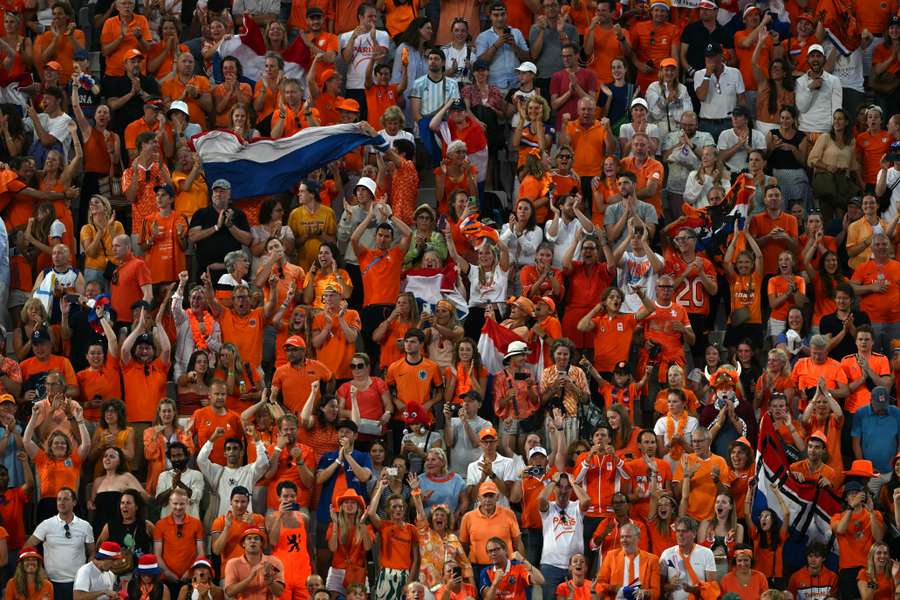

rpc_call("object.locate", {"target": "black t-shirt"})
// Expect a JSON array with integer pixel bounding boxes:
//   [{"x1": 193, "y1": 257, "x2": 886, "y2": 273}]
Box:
[
  {"x1": 819, "y1": 309, "x2": 872, "y2": 361},
  {"x1": 101, "y1": 75, "x2": 161, "y2": 135},
  {"x1": 189, "y1": 206, "x2": 251, "y2": 274},
  {"x1": 680, "y1": 21, "x2": 733, "y2": 73}
]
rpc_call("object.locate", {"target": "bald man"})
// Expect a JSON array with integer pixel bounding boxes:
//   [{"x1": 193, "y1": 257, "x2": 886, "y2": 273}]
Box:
[{"x1": 109, "y1": 234, "x2": 153, "y2": 327}]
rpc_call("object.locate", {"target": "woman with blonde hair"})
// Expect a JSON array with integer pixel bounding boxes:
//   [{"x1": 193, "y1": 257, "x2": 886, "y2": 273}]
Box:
[
  {"x1": 409, "y1": 469, "x2": 472, "y2": 590},
  {"x1": 373, "y1": 291, "x2": 420, "y2": 371},
  {"x1": 512, "y1": 95, "x2": 552, "y2": 170},
  {"x1": 684, "y1": 145, "x2": 730, "y2": 209},
  {"x1": 80, "y1": 194, "x2": 125, "y2": 283},
  {"x1": 753, "y1": 347, "x2": 796, "y2": 412},
  {"x1": 37, "y1": 131, "x2": 81, "y2": 257},
  {"x1": 4, "y1": 547, "x2": 53, "y2": 600},
  {"x1": 326, "y1": 489, "x2": 374, "y2": 594},
  {"x1": 857, "y1": 542, "x2": 897, "y2": 599},
  {"x1": 377, "y1": 105, "x2": 415, "y2": 149},
  {"x1": 143, "y1": 397, "x2": 194, "y2": 493},
  {"x1": 14, "y1": 299, "x2": 55, "y2": 359}
]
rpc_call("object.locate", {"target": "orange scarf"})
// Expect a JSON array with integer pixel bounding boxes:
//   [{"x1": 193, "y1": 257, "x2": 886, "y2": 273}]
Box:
[
  {"x1": 187, "y1": 309, "x2": 214, "y2": 350},
  {"x1": 666, "y1": 411, "x2": 688, "y2": 460}
]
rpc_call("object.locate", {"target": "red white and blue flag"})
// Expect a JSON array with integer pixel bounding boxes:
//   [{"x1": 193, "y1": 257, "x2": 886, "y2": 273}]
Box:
[
  {"x1": 215, "y1": 16, "x2": 310, "y2": 83},
  {"x1": 477, "y1": 318, "x2": 544, "y2": 375}
]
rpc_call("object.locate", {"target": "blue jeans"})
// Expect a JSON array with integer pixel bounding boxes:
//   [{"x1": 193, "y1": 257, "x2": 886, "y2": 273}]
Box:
[
  {"x1": 541, "y1": 564, "x2": 569, "y2": 600},
  {"x1": 522, "y1": 528, "x2": 543, "y2": 566}
]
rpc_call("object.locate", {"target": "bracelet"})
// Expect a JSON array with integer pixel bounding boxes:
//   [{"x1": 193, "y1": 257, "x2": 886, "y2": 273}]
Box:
[{"x1": 410, "y1": 489, "x2": 421, "y2": 497}]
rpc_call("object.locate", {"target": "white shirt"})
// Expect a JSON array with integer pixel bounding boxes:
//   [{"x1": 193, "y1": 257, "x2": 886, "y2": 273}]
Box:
[
  {"x1": 499, "y1": 224, "x2": 543, "y2": 267},
  {"x1": 825, "y1": 42, "x2": 864, "y2": 92},
  {"x1": 645, "y1": 81, "x2": 692, "y2": 132},
  {"x1": 653, "y1": 415, "x2": 699, "y2": 450},
  {"x1": 197, "y1": 439, "x2": 270, "y2": 516},
  {"x1": 882, "y1": 167, "x2": 900, "y2": 224},
  {"x1": 544, "y1": 216, "x2": 589, "y2": 268},
  {"x1": 540, "y1": 501, "x2": 584, "y2": 568},
  {"x1": 339, "y1": 28, "x2": 392, "y2": 89},
  {"x1": 73, "y1": 561, "x2": 117, "y2": 599},
  {"x1": 717, "y1": 127, "x2": 767, "y2": 173},
  {"x1": 693, "y1": 67, "x2": 744, "y2": 121},
  {"x1": 466, "y1": 263, "x2": 510, "y2": 306},
  {"x1": 658, "y1": 544, "x2": 717, "y2": 600},
  {"x1": 661, "y1": 130, "x2": 713, "y2": 194},
  {"x1": 32, "y1": 514, "x2": 94, "y2": 582},
  {"x1": 156, "y1": 468, "x2": 205, "y2": 518},
  {"x1": 465, "y1": 452, "x2": 518, "y2": 508},
  {"x1": 617, "y1": 251, "x2": 662, "y2": 312},
  {"x1": 26, "y1": 112, "x2": 75, "y2": 161},
  {"x1": 795, "y1": 71, "x2": 842, "y2": 133}
]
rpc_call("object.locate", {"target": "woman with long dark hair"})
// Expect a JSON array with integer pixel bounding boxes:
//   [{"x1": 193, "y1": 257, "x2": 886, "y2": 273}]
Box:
[
  {"x1": 176, "y1": 349, "x2": 213, "y2": 417},
  {"x1": 805, "y1": 249, "x2": 846, "y2": 332},
  {"x1": 0, "y1": 104, "x2": 25, "y2": 162},
  {"x1": 808, "y1": 108, "x2": 863, "y2": 221},
  {"x1": 766, "y1": 104, "x2": 809, "y2": 206},
  {"x1": 89, "y1": 447, "x2": 147, "y2": 537},
  {"x1": 126, "y1": 553, "x2": 171, "y2": 599},
  {"x1": 97, "y1": 489, "x2": 156, "y2": 576},
  {"x1": 752, "y1": 37, "x2": 795, "y2": 134},
  {"x1": 89, "y1": 398, "x2": 136, "y2": 475},
  {"x1": 392, "y1": 17, "x2": 433, "y2": 117}
]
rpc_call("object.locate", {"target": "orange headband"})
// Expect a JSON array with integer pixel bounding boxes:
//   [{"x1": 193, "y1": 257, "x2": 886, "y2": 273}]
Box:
[{"x1": 734, "y1": 549, "x2": 753, "y2": 558}]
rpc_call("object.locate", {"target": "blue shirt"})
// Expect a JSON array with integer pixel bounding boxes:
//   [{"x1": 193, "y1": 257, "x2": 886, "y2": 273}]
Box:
[
  {"x1": 417, "y1": 471, "x2": 466, "y2": 514},
  {"x1": 851, "y1": 404, "x2": 900, "y2": 473},
  {"x1": 474, "y1": 28, "x2": 529, "y2": 90},
  {"x1": 315, "y1": 449, "x2": 373, "y2": 524}
]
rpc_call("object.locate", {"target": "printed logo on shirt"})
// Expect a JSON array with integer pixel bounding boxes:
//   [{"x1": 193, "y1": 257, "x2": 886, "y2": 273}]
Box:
[{"x1": 418, "y1": 370, "x2": 428, "y2": 380}]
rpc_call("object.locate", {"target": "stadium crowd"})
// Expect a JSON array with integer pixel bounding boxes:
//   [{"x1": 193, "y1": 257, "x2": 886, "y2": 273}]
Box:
[{"x1": 1, "y1": 0, "x2": 900, "y2": 598}]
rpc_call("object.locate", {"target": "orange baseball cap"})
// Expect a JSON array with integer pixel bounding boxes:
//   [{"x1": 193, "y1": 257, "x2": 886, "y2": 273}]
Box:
[
  {"x1": 45, "y1": 61, "x2": 63, "y2": 71},
  {"x1": 125, "y1": 49, "x2": 144, "y2": 60},
  {"x1": 336, "y1": 98, "x2": 360, "y2": 113},
  {"x1": 660, "y1": 57, "x2": 678, "y2": 68},
  {"x1": 284, "y1": 335, "x2": 306, "y2": 349}
]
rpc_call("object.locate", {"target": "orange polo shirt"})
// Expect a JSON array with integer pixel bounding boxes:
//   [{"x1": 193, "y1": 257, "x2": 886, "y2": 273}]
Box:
[
  {"x1": 565, "y1": 120, "x2": 609, "y2": 178},
  {"x1": 100, "y1": 14, "x2": 152, "y2": 76},
  {"x1": 122, "y1": 358, "x2": 168, "y2": 422},
  {"x1": 211, "y1": 512, "x2": 266, "y2": 563},
  {"x1": 161, "y1": 75, "x2": 213, "y2": 125},
  {"x1": 154, "y1": 514, "x2": 204, "y2": 577},
  {"x1": 271, "y1": 359, "x2": 333, "y2": 413},
  {"x1": 620, "y1": 156, "x2": 664, "y2": 216},
  {"x1": 33, "y1": 29, "x2": 86, "y2": 80},
  {"x1": 856, "y1": 131, "x2": 892, "y2": 185},
  {"x1": 77, "y1": 356, "x2": 123, "y2": 422},
  {"x1": 459, "y1": 507, "x2": 521, "y2": 564},
  {"x1": 219, "y1": 307, "x2": 265, "y2": 375}
]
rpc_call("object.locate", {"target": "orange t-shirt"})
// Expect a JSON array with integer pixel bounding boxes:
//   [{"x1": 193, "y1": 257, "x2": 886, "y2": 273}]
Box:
[
  {"x1": 517, "y1": 174, "x2": 552, "y2": 224},
  {"x1": 123, "y1": 118, "x2": 159, "y2": 153},
  {"x1": 311, "y1": 309, "x2": 361, "y2": 380},
  {"x1": 832, "y1": 508, "x2": 884, "y2": 569},
  {"x1": 219, "y1": 307, "x2": 265, "y2": 374},
  {"x1": 673, "y1": 454, "x2": 731, "y2": 522},
  {"x1": 851, "y1": 259, "x2": 900, "y2": 323},
  {"x1": 459, "y1": 506, "x2": 521, "y2": 564},
  {"x1": 873, "y1": 42, "x2": 900, "y2": 76},
  {"x1": 271, "y1": 359, "x2": 333, "y2": 413},
  {"x1": 620, "y1": 158, "x2": 664, "y2": 215},
  {"x1": 590, "y1": 313, "x2": 640, "y2": 373},
  {"x1": 734, "y1": 29, "x2": 773, "y2": 89},
  {"x1": 378, "y1": 521, "x2": 418, "y2": 569},
  {"x1": 729, "y1": 271, "x2": 763, "y2": 324},
  {"x1": 791, "y1": 357, "x2": 849, "y2": 411},
  {"x1": 109, "y1": 255, "x2": 152, "y2": 324},
  {"x1": 210, "y1": 82, "x2": 254, "y2": 128},
  {"x1": 122, "y1": 358, "x2": 168, "y2": 422},
  {"x1": 265, "y1": 441, "x2": 315, "y2": 509},
  {"x1": 841, "y1": 353, "x2": 892, "y2": 413},
  {"x1": 384, "y1": 357, "x2": 443, "y2": 417},
  {"x1": 4, "y1": 577, "x2": 53, "y2": 600},
  {"x1": 853, "y1": 0, "x2": 897, "y2": 34},
  {"x1": 19, "y1": 354, "x2": 77, "y2": 386},
  {"x1": 211, "y1": 512, "x2": 266, "y2": 562},
  {"x1": 33, "y1": 29, "x2": 86, "y2": 80},
  {"x1": 357, "y1": 245, "x2": 405, "y2": 306},
  {"x1": 100, "y1": 14, "x2": 152, "y2": 76},
  {"x1": 147, "y1": 40, "x2": 189, "y2": 79},
  {"x1": 76, "y1": 356, "x2": 123, "y2": 422},
  {"x1": 161, "y1": 75, "x2": 213, "y2": 126},
  {"x1": 190, "y1": 406, "x2": 244, "y2": 465},
  {"x1": 587, "y1": 25, "x2": 630, "y2": 82},
  {"x1": 642, "y1": 302, "x2": 692, "y2": 365},
  {"x1": 154, "y1": 514, "x2": 204, "y2": 576},
  {"x1": 33, "y1": 449, "x2": 81, "y2": 498},
  {"x1": 366, "y1": 83, "x2": 400, "y2": 129},
  {"x1": 625, "y1": 458, "x2": 672, "y2": 521},
  {"x1": 749, "y1": 212, "x2": 799, "y2": 275},
  {"x1": 856, "y1": 130, "x2": 892, "y2": 185},
  {"x1": 140, "y1": 210, "x2": 188, "y2": 284},
  {"x1": 767, "y1": 275, "x2": 806, "y2": 321},
  {"x1": 253, "y1": 80, "x2": 282, "y2": 121},
  {"x1": 313, "y1": 92, "x2": 343, "y2": 126},
  {"x1": 600, "y1": 382, "x2": 642, "y2": 424},
  {"x1": 565, "y1": 120, "x2": 610, "y2": 178}
]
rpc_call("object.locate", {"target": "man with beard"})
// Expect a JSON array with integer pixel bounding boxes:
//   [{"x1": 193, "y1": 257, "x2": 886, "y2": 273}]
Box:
[
  {"x1": 107, "y1": 49, "x2": 161, "y2": 145},
  {"x1": 796, "y1": 44, "x2": 843, "y2": 134},
  {"x1": 596, "y1": 522, "x2": 661, "y2": 599},
  {"x1": 664, "y1": 227, "x2": 717, "y2": 361},
  {"x1": 224, "y1": 528, "x2": 285, "y2": 599},
  {"x1": 189, "y1": 179, "x2": 252, "y2": 278},
  {"x1": 272, "y1": 336, "x2": 333, "y2": 413},
  {"x1": 640, "y1": 273, "x2": 695, "y2": 378},
  {"x1": 537, "y1": 472, "x2": 590, "y2": 599},
  {"x1": 263, "y1": 414, "x2": 316, "y2": 513},
  {"x1": 190, "y1": 378, "x2": 245, "y2": 466},
  {"x1": 790, "y1": 429, "x2": 841, "y2": 489},
  {"x1": 120, "y1": 307, "x2": 170, "y2": 426},
  {"x1": 198, "y1": 426, "x2": 269, "y2": 517},
  {"x1": 410, "y1": 48, "x2": 460, "y2": 164},
  {"x1": 604, "y1": 172, "x2": 658, "y2": 248},
  {"x1": 661, "y1": 111, "x2": 713, "y2": 218},
  {"x1": 155, "y1": 442, "x2": 204, "y2": 518}
]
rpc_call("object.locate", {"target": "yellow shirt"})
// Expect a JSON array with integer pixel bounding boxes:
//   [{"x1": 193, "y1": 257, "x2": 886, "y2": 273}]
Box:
[{"x1": 287, "y1": 203, "x2": 336, "y2": 270}]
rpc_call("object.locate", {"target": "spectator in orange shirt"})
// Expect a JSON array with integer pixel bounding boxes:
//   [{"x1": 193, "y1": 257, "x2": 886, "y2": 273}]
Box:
[
  {"x1": 223, "y1": 527, "x2": 286, "y2": 599},
  {"x1": 367, "y1": 476, "x2": 420, "y2": 596},
  {"x1": 629, "y1": 0, "x2": 679, "y2": 93},
  {"x1": 33, "y1": 2, "x2": 85, "y2": 81},
  {"x1": 311, "y1": 284, "x2": 362, "y2": 381},
  {"x1": 210, "y1": 486, "x2": 266, "y2": 564},
  {"x1": 749, "y1": 185, "x2": 799, "y2": 276},
  {"x1": 140, "y1": 184, "x2": 188, "y2": 284},
  {"x1": 160, "y1": 53, "x2": 212, "y2": 128},
  {"x1": 155, "y1": 488, "x2": 205, "y2": 593},
  {"x1": 100, "y1": 0, "x2": 152, "y2": 78},
  {"x1": 831, "y1": 479, "x2": 885, "y2": 599},
  {"x1": 856, "y1": 106, "x2": 892, "y2": 191}
]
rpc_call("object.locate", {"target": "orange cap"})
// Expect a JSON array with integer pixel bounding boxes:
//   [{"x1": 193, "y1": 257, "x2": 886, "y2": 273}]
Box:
[
  {"x1": 45, "y1": 61, "x2": 63, "y2": 71},
  {"x1": 660, "y1": 57, "x2": 678, "y2": 68},
  {"x1": 479, "y1": 481, "x2": 499, "y2": 496},
  {"x1": 125, "y1": 48, "x2": 144, "y2": 60},
  {"x1": 284, "y1": 335, "x2": 306, "y2": 349}
]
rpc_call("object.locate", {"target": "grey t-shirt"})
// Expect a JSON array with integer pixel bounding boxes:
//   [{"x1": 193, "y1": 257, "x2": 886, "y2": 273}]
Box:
[
  {"x1": 604, "y1": 199, "x2": 659, "y2": 246},
  {"x1": 529, "y1": 22, "x2": 579, "y2": 78},
  {"x1": 448, "y1": 415, "x2": 491, "y2": 472}
]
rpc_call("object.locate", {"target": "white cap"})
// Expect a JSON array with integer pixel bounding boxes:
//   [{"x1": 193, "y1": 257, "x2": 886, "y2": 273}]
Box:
[
  {"x1": 504, "y1": 340, "x2": 530, "y2": 360},
  {"x1": 631, "y1": 97, "x2": 649, "y2": 109},
  {"x1": 528, "y1": 446, "x2": 548, "y2": 458},
  {"x1": 355, "y1": 176, "x2": 377, "y2": 196},
  {"x1": 167, "y1": 100, "x2": 189, "y2": 116},
  {"x1": 49, "y1": 219, "x2": 66, "y2": 239},
  {"x1": 807, "y1": 44, "x2": 825, "y2": 56},
  {"x1": 515, "y1": 61, "x2": 537, "y2": 74}
]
